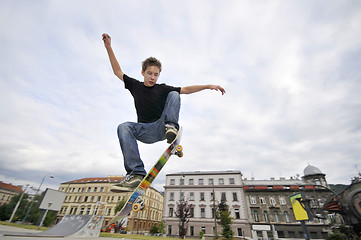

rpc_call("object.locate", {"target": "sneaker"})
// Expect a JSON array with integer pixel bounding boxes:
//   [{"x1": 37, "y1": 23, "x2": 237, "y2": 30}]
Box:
[
  {"x1": 110, "y1": 174, "x2": 144, "y2": 192},
  {"x1": 165, "y1": 124, "x2": 178, "y2": 143}
]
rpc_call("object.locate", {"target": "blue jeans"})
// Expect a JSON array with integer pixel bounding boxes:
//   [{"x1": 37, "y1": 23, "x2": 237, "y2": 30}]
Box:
[{"x1": 117, "y1": 91, "x2": 181, "y2": 176}]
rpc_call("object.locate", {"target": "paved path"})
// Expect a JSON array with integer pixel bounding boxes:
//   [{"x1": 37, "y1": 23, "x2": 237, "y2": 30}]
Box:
[{"x1": 0, "y1": 225, "x2": 126, "y2": 240}]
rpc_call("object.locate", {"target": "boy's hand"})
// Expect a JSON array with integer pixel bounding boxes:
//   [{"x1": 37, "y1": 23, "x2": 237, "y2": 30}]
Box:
[
  {"x1": 102, "y1": 33, "x2": 111, "y2": 47},
  {"x1": 209, "y1": 85, "x2": 226, "y2": 95}
]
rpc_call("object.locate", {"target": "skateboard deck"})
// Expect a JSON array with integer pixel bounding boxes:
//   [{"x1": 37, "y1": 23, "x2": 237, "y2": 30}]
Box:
[{"x1": 110, "y1": 127, "x2": 183, "y2": 226}]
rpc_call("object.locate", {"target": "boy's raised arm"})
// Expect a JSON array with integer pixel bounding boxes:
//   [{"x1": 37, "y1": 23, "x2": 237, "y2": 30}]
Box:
[
  {"x1": 180, "y1": 84, "x2": 226, "y2": 95},
  {"x1": 102, "y1": 33, "x2": 124, "y2": 81}
]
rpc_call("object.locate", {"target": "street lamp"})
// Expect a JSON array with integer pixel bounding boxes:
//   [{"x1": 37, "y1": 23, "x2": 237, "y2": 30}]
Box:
[{"x1": 22, "y1": 173, "x2": 54, "y2": 223}]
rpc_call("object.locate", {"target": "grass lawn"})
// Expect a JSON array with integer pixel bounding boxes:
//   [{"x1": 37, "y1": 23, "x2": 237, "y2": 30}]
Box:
[
  {"x1": 0, "y1": 221, "x2": 49, "y2": 231},
  {"x1": 100, "y1": 232, "x2": 182, "y2": 240}
]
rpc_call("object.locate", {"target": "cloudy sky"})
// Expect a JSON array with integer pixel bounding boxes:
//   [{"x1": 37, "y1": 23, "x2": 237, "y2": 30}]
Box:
[{"x1": 1, "y1": 0, "x2": 360, "y2": 192}]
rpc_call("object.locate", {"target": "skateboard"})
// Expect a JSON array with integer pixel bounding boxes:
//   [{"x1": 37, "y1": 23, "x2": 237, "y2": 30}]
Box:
[{"x1": 109, "y1": 127, "x2": 183, "y2": 227}]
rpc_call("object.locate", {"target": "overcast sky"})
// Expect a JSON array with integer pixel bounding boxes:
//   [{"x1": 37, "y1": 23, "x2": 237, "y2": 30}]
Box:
[{"x1": 1, "y1": 0, "x2": 360, "y2": 193}]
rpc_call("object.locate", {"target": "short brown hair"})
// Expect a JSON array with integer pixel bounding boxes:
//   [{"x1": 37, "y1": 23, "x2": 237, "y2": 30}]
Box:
[{"x1": 142, "y1": 57, "x2": 162, "y2": 72}]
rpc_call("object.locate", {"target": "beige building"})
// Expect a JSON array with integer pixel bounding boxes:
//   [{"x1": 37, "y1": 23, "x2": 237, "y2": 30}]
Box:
[
  {"x1": 163, "y1": 171, "x2": 252, "y2": 238},
  {"x1": 0, "y1": 181, "x2": 23, "y2": 206},
  {"x1": 57, "y1": 176, "x2": 163, "y2": 233}
]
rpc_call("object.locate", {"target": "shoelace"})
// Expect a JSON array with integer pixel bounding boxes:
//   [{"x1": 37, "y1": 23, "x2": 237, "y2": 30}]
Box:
[{"x1": 120, "y1": 174, "x2": 134, "y2": 184}]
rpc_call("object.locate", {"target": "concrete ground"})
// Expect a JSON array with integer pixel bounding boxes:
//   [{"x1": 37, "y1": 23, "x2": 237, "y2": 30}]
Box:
[{"x1": 0, "y1": 225, "x2": 126, "y2": 240}]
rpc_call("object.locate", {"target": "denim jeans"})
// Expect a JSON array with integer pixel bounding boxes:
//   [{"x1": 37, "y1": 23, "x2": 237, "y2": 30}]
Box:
[{"x1": 117, "y1": 91, "x2": 181, "y2": 176}]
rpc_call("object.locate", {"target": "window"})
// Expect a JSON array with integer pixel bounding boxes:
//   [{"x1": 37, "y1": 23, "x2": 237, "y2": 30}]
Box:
[
  {"x1": 269, "y1": 196, "x2": 276, "y2": 206},
  {"x1": 274, "y1": 211, "x2": 280, "y2": 222},
  {"x1": 250, "y1": 196, "x2": 257, "y2": 204},
  {"x1": 170, "y1": 192, "x2": 174, "y2": 201},
  {"x1": 260, "y1": 196, "x2": 266, "y2": 204},
  {"x1": 221, "y1": 192, "x2": 226, "y2": 201},
  {"x1": 237, "y1": 228, "x2": 243, "y2": 236},
  {"x1": 235, "y1": 209, "x2": 240, "y2": 219},
  {"x1": 189, "y1": 179, "x2": 194, "y2": 185},
  {"x1": 87, "y1": 187, "x2": 91, "y2": 192},
  {"x1": 199, "y1": 179, "x2": 204, "y2": 185},
  {"x1": 229, "y1": 178, "x2": 235, "y2": 184},
  {"x1": 91, "y1": 196, "x2": 95, "y2": 202},
  {"x1": 190, "y1": 226, "x2": 194, "y2": 236},
  {"x1": 180, "y1": 178, "x2": 184, "y2": 185},
  {"x1": 200, "y1": 192, "x2": 205, "y2": 201},
  {"x1": 97, "y1": 196, "x2": 101, "y2": 202},
  {"x1": 190, "y1": 192, "x2": 194, "y2": 201},
  {"x1": 284, "y1": 211, "x2": 291, "y2": 223},
  {"x1": 180, "y1": 192, "x2": 184, "y2": 201},
  {"x1": 94, "y1": 187, "x2": 98, "y2": 192},
  {"x1": 84, "y1": 196, "x2": 88, "y2": 202},
  {"x1": 219, "y1": 178, "x2": 224, "y2": 185},
  {"x1": 263, "y1": 211, "x2": 269, "y2": 222},
  {"x1": 209, "y1": 178, "x2": 214, "y2": 185},
  {"x1": 100, "y1": 187, "x2": 104, "y2": 192},
  {"x1": 253, "y1": 210, "x2": 259, "y2": 222},
  {"x1": 201, "y1": 208, "x2": 205, "y2": 218},
  {"x1": 201, "y1": 226, "x2": 206, "y2": 234},
  {"x1": 190, "y1": 207, "x2": 194, "y2": 218},
  {"x1": 170, "y1": 179, "x2": 175, "y2": 185},
  {"x1": 233, "y1": 192, "x2": 238, "y2": 201},
  {"x1": 87, "y1": 207, "x2": 91, "y2": 215},
  {"x1": 169, "y1": 208, "x2": 174, "y2": 217},
  {"x1": 279, "y1": 196, "x2": 286, "y2": 205}
]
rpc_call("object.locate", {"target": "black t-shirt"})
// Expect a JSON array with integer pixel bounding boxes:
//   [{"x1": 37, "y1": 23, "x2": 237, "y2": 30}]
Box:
[{"x1": 124, "y1": 74, "x2": 181, "y2": 123}]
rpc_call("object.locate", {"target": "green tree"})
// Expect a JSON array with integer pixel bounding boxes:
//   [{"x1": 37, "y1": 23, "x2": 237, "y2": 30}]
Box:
[
  {"x1": 115, "y1": 199, "x2": 126, "y2": 213},
  {"x1": 0, "y1": 192, "x2": 29, "y2": 222},
  {"x1": 217, "y1": 199, "x2": 233, "y2": 239}
]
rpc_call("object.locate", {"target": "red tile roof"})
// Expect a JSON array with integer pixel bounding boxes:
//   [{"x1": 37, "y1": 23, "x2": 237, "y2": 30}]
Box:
[
  {"x1": 0, "y1": 182, "x2": 23, "y2": 192},
  {"x1": 63, "y1": 176, "x2": 125, "y2": 184}
]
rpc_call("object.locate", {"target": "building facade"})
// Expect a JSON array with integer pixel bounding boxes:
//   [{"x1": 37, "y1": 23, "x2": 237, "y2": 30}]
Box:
[
  {"x1": 163, "y1": 171, "x2": 252, "y2": 238},
  {"x1": 57, "y1": 176, "x2": 163, "y2": 233},
  {"x1": 243, "y1": 165, "x2": 340, "y2": 239},
  {"x1": 0, "y1": 181, "x2": 23, "y2": 205}
]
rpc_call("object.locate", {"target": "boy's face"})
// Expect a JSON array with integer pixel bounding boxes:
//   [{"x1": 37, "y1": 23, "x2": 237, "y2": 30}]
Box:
[{"x1": 142, "y1": 65, "x2": 160, "y2": 87}]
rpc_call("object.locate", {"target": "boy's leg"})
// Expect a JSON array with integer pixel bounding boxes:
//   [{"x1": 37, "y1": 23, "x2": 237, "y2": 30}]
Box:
[
  {"x1": 111, "y1": 122, "x2": 146, "y2": 192},
  {"x1": 162, "y1": 91, "x2": 181, "y2": 142}
]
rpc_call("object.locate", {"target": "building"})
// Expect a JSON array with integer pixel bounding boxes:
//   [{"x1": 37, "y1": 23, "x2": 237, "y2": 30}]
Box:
[
  {"x1": 0, "y1": 181, "x2": 23, "y2": 205},
  {"x1": 243, "y1": 165, "x2": 338, "y2": 239},
  {"x1": 57, "y1": 176, "x2": 163, "y2": 233},
  {"x1": 163, "y1": 171, "x2": 252, "y2": 238}
]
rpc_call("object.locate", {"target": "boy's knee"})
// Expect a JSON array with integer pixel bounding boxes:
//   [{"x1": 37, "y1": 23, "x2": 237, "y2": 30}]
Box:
[{"x1": 117, "y1": 122, "x2": 132, "y2": 136}]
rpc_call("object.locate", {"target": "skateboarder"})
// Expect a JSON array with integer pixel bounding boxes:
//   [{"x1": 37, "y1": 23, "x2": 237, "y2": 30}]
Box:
[{"x1": 102, "y1": 33, "x2": 226, "y2": 192}]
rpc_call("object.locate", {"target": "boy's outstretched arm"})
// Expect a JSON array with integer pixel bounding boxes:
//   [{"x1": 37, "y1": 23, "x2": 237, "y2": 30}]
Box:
[
  {"x1": 181, "y1": 85, "x2": 226, "y2": 95},
  {"x1": 102, "y1": 33, "x2": 124, "y2": 81}
]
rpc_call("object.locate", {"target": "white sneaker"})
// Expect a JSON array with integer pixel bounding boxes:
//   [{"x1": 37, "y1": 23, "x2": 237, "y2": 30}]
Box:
[{"x1": 165, "y1": 124, "x2": 178, "y2": 143}]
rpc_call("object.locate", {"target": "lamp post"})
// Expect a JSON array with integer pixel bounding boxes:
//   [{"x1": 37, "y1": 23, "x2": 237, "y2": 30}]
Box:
[
  {"x1": 22, "y1": 174, "x2": 54, "y2": 223},
  {"x1": 38, "y1": 202, "x2": 53, "y2": 229},
  {"x1": 9, "y1": 184, "x2": 29, "y2": 222}
]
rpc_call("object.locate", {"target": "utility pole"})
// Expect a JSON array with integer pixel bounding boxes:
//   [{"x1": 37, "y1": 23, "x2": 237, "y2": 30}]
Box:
[
  {"x1": 9, "y1": 184, "x2": 29, "y2": 222},
  {"x1": 213, "y1": 183, "x2": 218, "y2": 239}
]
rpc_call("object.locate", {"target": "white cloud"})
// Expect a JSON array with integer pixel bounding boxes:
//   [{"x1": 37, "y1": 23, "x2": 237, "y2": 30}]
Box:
[{"x1": 0, "y1": 0, "x2": 361, "y2": 192}]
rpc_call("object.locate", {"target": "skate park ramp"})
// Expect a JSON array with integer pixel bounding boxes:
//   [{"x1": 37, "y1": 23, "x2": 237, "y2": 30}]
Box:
[{"x1": 3, "y1": 215, "x2": 104, "y2": 238}]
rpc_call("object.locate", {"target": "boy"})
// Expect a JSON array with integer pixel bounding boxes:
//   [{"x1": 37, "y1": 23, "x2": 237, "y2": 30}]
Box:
[{"x1": 102, "y1": 33, "x2": 225, "y2": 192}]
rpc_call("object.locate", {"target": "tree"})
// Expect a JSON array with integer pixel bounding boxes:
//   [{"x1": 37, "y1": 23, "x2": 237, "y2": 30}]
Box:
[
  {"x1": 0, "y1": 192, "x2": 29, "y2": 222},
  {"x1": 175, "y1": 199, "x2": 194, "y2": 239},
  {"x1": 217, "y1": 199, "x2": 234, "y2": 239}
]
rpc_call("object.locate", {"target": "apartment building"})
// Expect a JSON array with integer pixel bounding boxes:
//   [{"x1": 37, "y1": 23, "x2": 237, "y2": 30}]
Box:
[
  {"x1": 57, "y1": 176, "x2": 163, "y2": 233},
  {"x1": 163, "y1": 171, "x2": 251, "y2": 238},
  {"x1": 243, "y1": 165, "x2": 339, "y2": 239},
  {"x1": 0, "y1": 181, "x2": 23, "y2": 205}
]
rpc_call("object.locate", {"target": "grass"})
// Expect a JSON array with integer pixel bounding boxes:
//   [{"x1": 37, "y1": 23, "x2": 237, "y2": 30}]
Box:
[
  {"x1": 100, "y1": 232, "x2": 182, "y2": 240},
  {"x1": 0, "y1": 221, "x2": 49, "y2": 231},
  {"x1": 1, "y1": 222, "x2": 183, "y2": 240}
]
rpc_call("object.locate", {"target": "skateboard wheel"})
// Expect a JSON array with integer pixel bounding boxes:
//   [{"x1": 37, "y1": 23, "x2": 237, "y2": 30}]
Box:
[
  {"x1": 177, "y1": 151, "x2": 183, "y2": 158},
  {"x1": 132, "y1": 203, "x2": 141, "y2": 212},
  {"x1": 176, "y1": 145, "x2": 183, "y2": 152}
]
